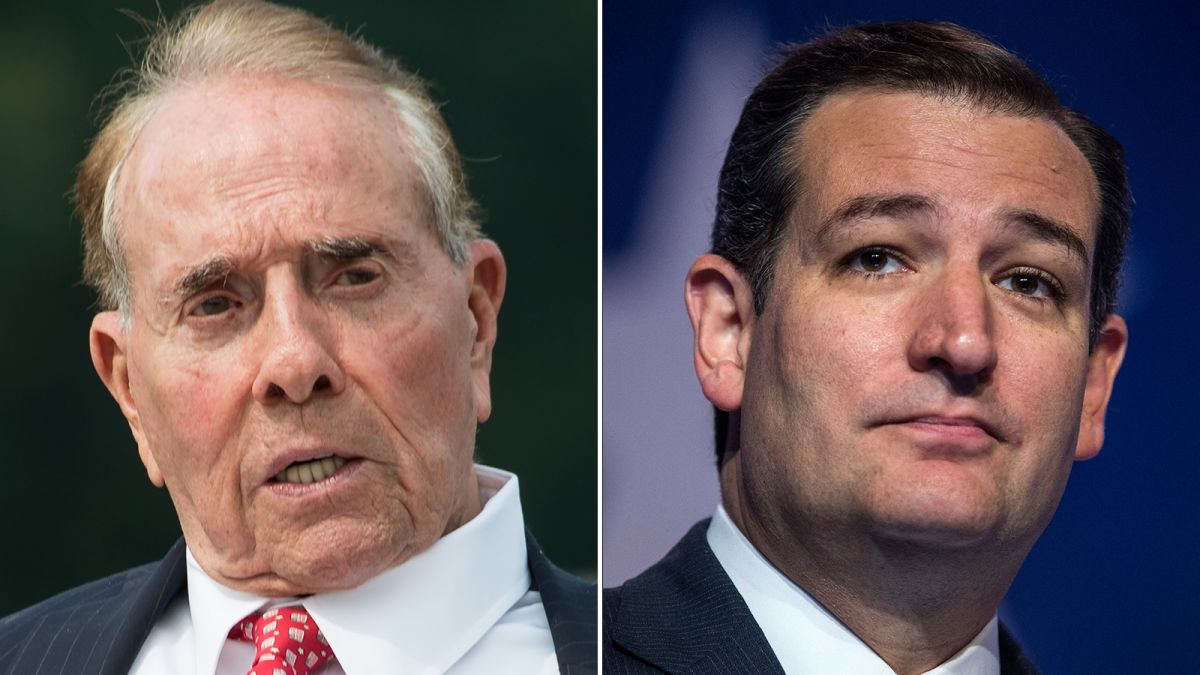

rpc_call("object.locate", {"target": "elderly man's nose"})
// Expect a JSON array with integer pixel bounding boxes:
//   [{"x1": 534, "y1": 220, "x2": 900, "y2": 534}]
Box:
[
  {"x1": 907, "y1": 271, "x2": 998, "y2": 386},
  {"x1": 252, "y1": 301, "x2": 345, "y2": 404}
]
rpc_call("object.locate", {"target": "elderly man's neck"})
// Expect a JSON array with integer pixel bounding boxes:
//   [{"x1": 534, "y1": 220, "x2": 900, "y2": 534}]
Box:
[{"x1": 720, "y1": 457, "x2": 1022, "y2": 675}]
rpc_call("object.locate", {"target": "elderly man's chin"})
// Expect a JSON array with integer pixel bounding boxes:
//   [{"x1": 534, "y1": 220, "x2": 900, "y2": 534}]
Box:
[{"x1": 185, "y1": 508, "x2": 445, "y2": 597}]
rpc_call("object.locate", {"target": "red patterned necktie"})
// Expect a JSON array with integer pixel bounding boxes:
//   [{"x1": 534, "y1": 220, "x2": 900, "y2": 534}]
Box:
[{"x1": 228, "y1": 606, "x2": 337, "y2": 675}]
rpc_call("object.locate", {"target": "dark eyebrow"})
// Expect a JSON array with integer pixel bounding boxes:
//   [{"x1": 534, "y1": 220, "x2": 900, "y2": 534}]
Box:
[
  {"x1": 172, "y1": 256, "x2": 234, "y2": 299},
  {"x1": 307, "y1": 235, "x2": 394, "y2": 262},
  {"x1": 1003, "y1": 209, "x2": 1089, "y2": 264},
  {"x1": 815, "y1": 193, "x2": 936, "y2": 242},
  {"x1": 814, "y1": 194, "x2": 1089, "y2": 264}
]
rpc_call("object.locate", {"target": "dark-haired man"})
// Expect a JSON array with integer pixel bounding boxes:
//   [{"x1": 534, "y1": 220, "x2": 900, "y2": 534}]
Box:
[{"x1": 604, "y1": 21, "x2": 1128, "y2": 674}]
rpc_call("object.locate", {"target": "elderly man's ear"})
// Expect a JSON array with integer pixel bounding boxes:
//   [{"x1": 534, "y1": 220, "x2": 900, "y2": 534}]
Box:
[
  {"x1": 686, "y1": 254, "x2": 755, "y2": 412},
  {"x1": 90, "y1": 312, "x2": 164, "y2": 487},
  {"x1": 466, "y1": 240, "x2": 506, "y2": 424}
]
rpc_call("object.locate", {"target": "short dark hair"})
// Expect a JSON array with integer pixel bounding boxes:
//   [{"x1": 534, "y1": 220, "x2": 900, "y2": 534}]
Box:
[{"x1": 711, "y1": 20, "x2": 1131, "y2": 466}]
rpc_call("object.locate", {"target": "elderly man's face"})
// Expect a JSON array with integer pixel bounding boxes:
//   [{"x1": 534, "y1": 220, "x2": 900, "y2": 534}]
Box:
[
  {"x1": 90, "y1": 77, "x2": 505, "y2": 595},
  {"x1": 690, "y1": 90, "x2": 1126, "y2": 554}
]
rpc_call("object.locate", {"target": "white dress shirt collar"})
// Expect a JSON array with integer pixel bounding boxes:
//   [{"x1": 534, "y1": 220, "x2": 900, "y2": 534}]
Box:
[
  {"x1": 185, "y1": 465, "x2": 531, "y2": 675},
  {"x1": 707, "y1": 505, "x2": 999, "y2": 675}
]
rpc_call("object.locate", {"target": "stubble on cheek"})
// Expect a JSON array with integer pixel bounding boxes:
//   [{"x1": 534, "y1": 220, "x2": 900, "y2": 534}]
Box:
[
  {"x1": 741, "y1": 292, "x2": 870, "y2": 524},
  {"x1": 989, "y1": 356, "x2": 1085, "y2": 538}
]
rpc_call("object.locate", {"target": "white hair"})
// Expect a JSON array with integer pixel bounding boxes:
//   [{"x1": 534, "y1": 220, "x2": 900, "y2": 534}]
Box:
[{"x1": 78, "y1": 0, "x2": 479, "y2": 313}]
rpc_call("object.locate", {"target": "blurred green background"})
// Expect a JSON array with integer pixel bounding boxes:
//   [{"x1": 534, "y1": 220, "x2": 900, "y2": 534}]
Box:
[{"x1": 0, "y1": 0, "x2": 596, "y2": 615}]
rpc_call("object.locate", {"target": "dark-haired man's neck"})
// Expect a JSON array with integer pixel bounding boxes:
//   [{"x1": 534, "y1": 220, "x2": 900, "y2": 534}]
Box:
[{"x1": 719, "y1": 454, "x2": 1022, "y2": 675}]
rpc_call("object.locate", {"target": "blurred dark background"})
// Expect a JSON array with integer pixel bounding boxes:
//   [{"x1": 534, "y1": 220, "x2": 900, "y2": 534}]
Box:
[
  {"x1": 604, "y1": 1, "x2": 1198, "y2": 673},
  {"x1": 0, "y1": 0, "x2": 596, "y2": 616}
]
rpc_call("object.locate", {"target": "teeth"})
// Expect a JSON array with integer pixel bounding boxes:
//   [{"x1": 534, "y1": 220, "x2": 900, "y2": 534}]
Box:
[
  {"x1": 309, "y1": 460, "x2": 327, "y2": 482},
  {"x1": 274, "y1": 456, "x2": 348, "y2": 484}
]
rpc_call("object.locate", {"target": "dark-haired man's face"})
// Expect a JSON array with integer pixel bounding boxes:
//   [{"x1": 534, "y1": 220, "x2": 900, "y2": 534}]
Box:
[{"x1": 688, "y1": 90, "x2": 1126, "y2": 558}]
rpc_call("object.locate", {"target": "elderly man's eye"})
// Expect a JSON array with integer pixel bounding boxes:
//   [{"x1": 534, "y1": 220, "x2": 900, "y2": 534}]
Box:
[
  {"x1": 192, "y1": 296, "x2": 234, "y2": 317},
  {"x1": 997, "y1": 268, "x2": 1062, "y2": 300},
  {"x1": 845, "y1": 248, "x2": 906, "y2": 276},
  {"x1": 335, "y1": 268, "x2": 380, "y2": 286}
]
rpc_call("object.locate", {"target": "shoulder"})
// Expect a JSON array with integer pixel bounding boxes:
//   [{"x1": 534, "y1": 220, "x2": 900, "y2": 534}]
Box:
[
  {"x1": 603, "y1": 520, "x2": 722, "y2": 672},
  {"x1": 0, "y1": 562, "x2": 158, "y2": 667},
  {"x1": 602, "y1": 586, "x2": 653, "y2": 674},
  {"x1": 603, "y1": 519, "x2": 716, "y2": 630},
  {"x1": 0, "y1": 539, "x2": 185, "y2": 674},
  {"x1": 604, "y1": 520, "x2": 784, "y2": 675}
]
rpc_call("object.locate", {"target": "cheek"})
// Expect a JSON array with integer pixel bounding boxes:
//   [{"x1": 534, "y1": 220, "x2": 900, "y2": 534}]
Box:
[
  {"x1": 769, "y1": 293, "x2": 899, "y2": 411},
  {"x1": 742, "y1": 293, "x2": 894, "y2": 486},
  {"x1": 739, "y1": 293, "x2": 898, "y2": 517},
  {"x1": 359, "y1": 314, "x2": 477, "y2": 536},
  {"x1": 171, "y1": 364, "x2": 229, "y2": 429},
  {"x1": 131, "y1": 343, "x2": 247, "y2": 476},
  {"x1": 1000, "y1": 330, "x2": 1090, "y2": 446},
  {"x1": 360, "y1": 311, "x2": 476, "y2": 460},
  {"x1": 985, "y1": 323, "x2": 1090, "y2": 524}
]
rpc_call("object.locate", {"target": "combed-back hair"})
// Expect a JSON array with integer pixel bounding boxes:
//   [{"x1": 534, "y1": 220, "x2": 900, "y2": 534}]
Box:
[
  {"x1": 712, "y1": 20, "x2": 1131, "y2": 466},
  {"x1": 76, "y1": 0, "x2": 481, "y2": 313}
]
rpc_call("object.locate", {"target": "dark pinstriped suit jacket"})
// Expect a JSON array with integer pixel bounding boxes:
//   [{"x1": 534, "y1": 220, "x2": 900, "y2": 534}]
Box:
[
  {"x1": 0, "y1": 530, "x2": 596, "y2": 675},
  {"x1": 603, "y1": 520, "x2": 1040, "y2": 675}
]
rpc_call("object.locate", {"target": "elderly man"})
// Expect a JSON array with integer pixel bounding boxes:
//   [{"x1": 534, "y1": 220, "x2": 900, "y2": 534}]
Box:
[
  {"x1": 0, "y1": 1, "x2": 594, "y2": 673},
  {"x1": 604, "y1": 21, "x2": 1128, "y2": 675}
]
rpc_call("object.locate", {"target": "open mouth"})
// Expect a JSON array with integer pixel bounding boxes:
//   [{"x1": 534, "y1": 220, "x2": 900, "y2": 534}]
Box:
[{"x1": 272, "y1": 455, "x2": 348, "y2": 484}]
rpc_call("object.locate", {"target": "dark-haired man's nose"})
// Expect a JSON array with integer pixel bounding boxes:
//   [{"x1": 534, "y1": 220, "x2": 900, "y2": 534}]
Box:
[{"x1": 906, "y1": 268, "x2": 998, "y2": 393}]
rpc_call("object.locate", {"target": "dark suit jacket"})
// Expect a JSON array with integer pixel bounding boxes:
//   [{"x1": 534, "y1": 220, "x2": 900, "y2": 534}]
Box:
[
  {"x1": 0, "y1": 530, "x2": 595, "y2": 675},
  {"x1": 604, "y1": 520, "x2": 1039, "y2": 675}
]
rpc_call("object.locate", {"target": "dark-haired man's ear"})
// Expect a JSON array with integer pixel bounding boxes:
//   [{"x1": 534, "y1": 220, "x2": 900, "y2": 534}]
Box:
[
  {"x1": 1075, "y1": 314, "x2": 1128, "y2": 460},
  {"x1": 685, "y1": 254, "x2": 756, "y2": 413}
]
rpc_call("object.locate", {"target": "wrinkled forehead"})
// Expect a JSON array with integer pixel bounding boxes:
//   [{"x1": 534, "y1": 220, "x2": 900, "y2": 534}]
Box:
[
  {"x1": 114, "y1": 75, "x2": 429, "y2": 273},
  {"x1": 122, "y1": 75, "x2": 418, "y2": 201}
]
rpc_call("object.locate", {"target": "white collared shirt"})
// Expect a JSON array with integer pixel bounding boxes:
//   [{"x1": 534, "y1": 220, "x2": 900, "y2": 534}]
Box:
[
  {"x1": 707, "y1": 505, "x2": 1000, "y2": 675},
  {"x1": 131, "y1": 466, "x2": 558, "y2": 675}
]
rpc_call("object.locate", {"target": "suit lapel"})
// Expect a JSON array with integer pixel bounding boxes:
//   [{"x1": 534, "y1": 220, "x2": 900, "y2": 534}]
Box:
[
  {"x1": 95, "y1": 537, "x2": 187, "y2": 674},
  {"x1": 998, "y1": 622, "x2": 1041, "y2": 675},
  {"x1": 526, "y1": 530, "x2": 598, "y2": 675},
  {"x1": 0, "y1": 537, "x2": 185, "y2": 675},
  {"x1": 607, "y1": 520, "x2": 784, "y2": 675}
]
